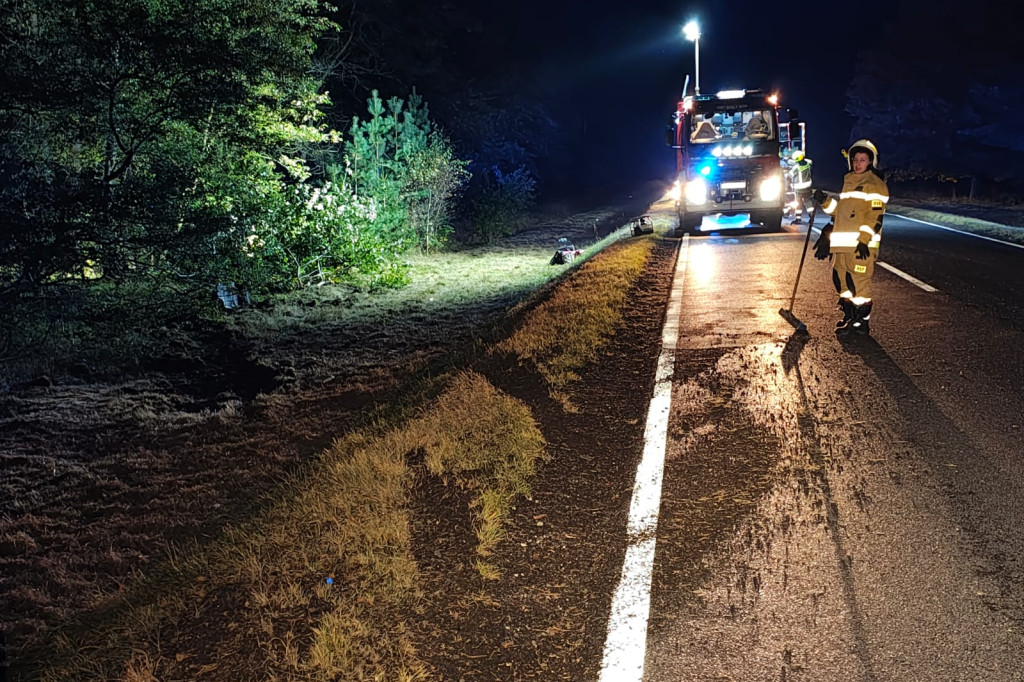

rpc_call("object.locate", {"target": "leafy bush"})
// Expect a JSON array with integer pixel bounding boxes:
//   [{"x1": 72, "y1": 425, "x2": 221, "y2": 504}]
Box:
[
  {"x1": 0, "y1": 0, "x2": 475, "y2": 373},
  {"x1": 255, "y1": 181, "x2": 410, "y2": 289},
  {"x1": 404, "y1": 134, "x2": 470, "y2": 251}
]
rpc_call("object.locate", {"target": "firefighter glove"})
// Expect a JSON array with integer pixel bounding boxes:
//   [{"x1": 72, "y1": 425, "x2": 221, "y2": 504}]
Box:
[
  {"x1": 855, "y1": 241, "x2": 870, "y2": 260},
  {"x1": 812, "y1": 189, "x2": 828, "y2": 205},
  {"x1": 813, "y1": 223, "x2": 833, "y2": 260}
]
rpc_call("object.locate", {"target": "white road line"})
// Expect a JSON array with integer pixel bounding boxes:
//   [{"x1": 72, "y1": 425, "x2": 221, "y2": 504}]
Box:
[
  {"x1": 889, "y1": 212, "x2": 1024, "y2": 250},
  {"x1": 809, "y1": 224, "x2": 941, "y2": 293},
  {"x1": 599, "y1": 234, "x2": 689, "y2": 681},
  {"x1": 877, "y1": 261, "x2": 939, "y2": 292}
]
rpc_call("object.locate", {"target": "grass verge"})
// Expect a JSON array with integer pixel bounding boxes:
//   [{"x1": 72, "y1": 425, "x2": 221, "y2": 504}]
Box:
[
  {"x1": 21, "y1": 369, "x2": 545, "y2": 681},
  {"x1": 497, "y1": 235, "x2": 657, "y2": 407},
  {"x1": 15, "y1": 225, "x2": 651, "y2": 681},
  {"x1": 889, "y1": 202, "x2": 1024, "y2": 245}
]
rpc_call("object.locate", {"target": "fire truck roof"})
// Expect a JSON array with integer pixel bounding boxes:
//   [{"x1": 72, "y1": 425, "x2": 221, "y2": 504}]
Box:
[{"x1": 683, "y1": 89, "x2": 777, "y2": 114}]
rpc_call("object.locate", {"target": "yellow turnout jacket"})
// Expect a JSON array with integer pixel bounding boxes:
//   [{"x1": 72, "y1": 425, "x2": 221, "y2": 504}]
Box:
[{"x1": 820, "y1": 170, "x2": 889, "y2": 253}]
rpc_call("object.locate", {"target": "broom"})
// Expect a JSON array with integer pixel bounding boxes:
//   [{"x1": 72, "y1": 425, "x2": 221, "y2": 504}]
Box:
[{"x1": 779, "y1": 219, "x2": 815, "y2": 333}]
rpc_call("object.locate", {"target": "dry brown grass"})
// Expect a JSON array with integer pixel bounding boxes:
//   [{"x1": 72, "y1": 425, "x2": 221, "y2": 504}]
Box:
[
  {"x1": 413, "y1": 371, "x2": 548, "y2": 574},
  {"x1": 497, "y1": 236, "x2": 656, "y2": 406},
  {"x1": 26, "y1": 369, "x2": 545, "y2": 681}
]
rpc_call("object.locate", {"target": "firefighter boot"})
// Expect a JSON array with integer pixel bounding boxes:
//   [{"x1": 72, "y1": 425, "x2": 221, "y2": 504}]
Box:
[
  {"x1": 835, "y1": 299, "x2": 855, "y2": 331},
  {"x1": 849, "y1": 302, "x2": 873, "y2": 335}
]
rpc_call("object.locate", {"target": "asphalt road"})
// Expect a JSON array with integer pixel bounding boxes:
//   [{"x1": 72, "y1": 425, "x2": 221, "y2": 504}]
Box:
[
  {"x1": 632, "y1": 200, "x2": 1024, "y2": 681},
  {"x1": 881, "y1": 212, "x2": 1024, "y2": 333}
]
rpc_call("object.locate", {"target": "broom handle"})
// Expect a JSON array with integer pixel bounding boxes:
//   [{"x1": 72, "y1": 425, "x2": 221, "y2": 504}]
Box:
[{"x1": 788, "y1": 220, "x2": 816, "y2": 312}]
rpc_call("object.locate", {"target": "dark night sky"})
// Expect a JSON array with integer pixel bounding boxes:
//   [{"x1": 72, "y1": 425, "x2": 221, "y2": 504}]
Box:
[{"x1": 444, "y1": 0, "x2": 896, "y2": 190}]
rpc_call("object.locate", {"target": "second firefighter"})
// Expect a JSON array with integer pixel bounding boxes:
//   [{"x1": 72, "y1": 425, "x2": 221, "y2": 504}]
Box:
[{"x1": 788, "y1": 149, "x2": 815, "y2": 225}]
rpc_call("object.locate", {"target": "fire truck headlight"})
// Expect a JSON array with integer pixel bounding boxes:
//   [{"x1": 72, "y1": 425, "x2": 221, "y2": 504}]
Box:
[
  {"x1": 759, "y1": 176, "x2": 782, "y2": 201},
  {"x1": 712, "y1": 147, "x2": 723, "y2": 157},
  {"x1": 743, "y1": 146, "x2": 753, "y2": 156},
  {"x1": 685, "y1": 178, "x2": 708, "y2": 205},
  {"x1": 669, "y1": 181, "x2": 682, "y2": 202}
]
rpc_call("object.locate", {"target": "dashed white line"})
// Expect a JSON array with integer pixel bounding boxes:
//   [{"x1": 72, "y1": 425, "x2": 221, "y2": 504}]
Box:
[
  {"x1": 890, "y1": 212, "x2": 1024, "y2": 250},
  {"x1": 599, "y1": 234, "x2": 689, "y2": 681},
  {"x1": 877, "y1": 261, "x2": 939, "y2": 292},
  {"x1": 809, "y1": 223, "x2": 941, "y2": 293}
]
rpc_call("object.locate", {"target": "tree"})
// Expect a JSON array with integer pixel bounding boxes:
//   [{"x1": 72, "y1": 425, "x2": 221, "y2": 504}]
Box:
[
  {"x1": 344, "y1": 89, "x2": 469, "y2": 252},
  {"x1": 845, "y1": 0, "x2": 1024, "y2": 188},
  {"x1": 314, "y1": 0, "x2": 478, "y2": 131},
  {"x1": 0, "y1": 0, "x2": 333, "y2": 300},
  {"x1": 469, "y1": 166, "x2": 537, "y2": 243},
  {"x1": 432, "y1": 85, "x2": 564, "y2": 242}
]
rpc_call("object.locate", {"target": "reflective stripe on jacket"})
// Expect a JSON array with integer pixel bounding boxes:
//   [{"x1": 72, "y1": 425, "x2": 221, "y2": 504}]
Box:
[
  {"x1": 821, "y1": 170, "x2": 889, "y2": 254},
  {"x1": 789, "y1": 160, "x2": 813, "y2": 190}
]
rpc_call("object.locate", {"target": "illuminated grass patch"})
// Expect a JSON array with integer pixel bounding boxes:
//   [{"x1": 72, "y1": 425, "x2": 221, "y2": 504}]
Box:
[
  {"x1": 497, "y1": 237, "x2": 656, "y2": 402},
  {"x1": 413, "y1": 371, "x2": 548, "y2": 575}
]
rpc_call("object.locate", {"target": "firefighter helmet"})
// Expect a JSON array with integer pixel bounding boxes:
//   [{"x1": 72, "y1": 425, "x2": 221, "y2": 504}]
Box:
[
  {"x1": 791, "y1": 149, "x2": 805, "y2": 162},
  {"x1": 845, "y1": 139, "x2": 879, "y2": 170}
]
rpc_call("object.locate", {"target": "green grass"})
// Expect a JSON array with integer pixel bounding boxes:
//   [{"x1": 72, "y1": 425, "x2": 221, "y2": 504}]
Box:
[
  {"x1": 3, "y1": 215, "x2": 638, "y2": 389},
  {"x1": 233, "y1": 225, "x2": 634, "y2": 338},
  {"x1": 0, "y1": 232, "x2": 600, "y2": 388}
]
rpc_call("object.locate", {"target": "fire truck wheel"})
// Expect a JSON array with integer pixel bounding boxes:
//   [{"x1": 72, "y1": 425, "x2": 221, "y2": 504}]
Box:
[
  {"x1": 676, "y1": 213, "x2": 702, "y2": 236},
  {"x1": 756, "y1": 210, "x2": 783, "y2": 232}
]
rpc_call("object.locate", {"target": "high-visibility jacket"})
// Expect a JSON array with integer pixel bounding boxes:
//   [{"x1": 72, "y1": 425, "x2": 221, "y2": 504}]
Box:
[
  {"x1": 789, "y1": 159, "x2": 813, "y2": 190},
  {"x1": 820, "y1": 169, "x2": 889, "y2": 253}
]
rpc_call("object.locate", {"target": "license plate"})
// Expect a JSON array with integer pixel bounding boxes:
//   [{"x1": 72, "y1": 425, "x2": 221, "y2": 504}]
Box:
[{"x1": 721, "y1": 181, "x2": 746, "y2": 190}]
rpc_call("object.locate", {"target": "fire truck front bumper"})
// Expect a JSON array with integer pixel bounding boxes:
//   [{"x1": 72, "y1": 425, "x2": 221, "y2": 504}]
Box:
[{"x1": 680, "y1": 175, "x2": 784, "y2": 215}]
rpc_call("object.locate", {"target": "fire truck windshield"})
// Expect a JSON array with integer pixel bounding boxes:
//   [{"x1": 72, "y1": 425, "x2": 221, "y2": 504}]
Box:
[{"x1": 689, "y1": 108, "x2": 775, "y2": 144}]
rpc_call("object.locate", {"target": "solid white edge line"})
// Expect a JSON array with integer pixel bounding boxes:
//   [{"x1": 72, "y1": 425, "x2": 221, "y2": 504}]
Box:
[
  {"x1": 889, "y1": 212, "x2": 1024, "y2": 250},
  {"x1": 876, "y1": 261, "x2": 939, "y2": 292},
  {"x1": 599, "y1": 234, "x2": 689, "y2": 681}
]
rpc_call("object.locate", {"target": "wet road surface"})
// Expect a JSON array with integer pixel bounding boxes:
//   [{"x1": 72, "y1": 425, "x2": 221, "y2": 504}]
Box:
[{"x1": 637, "y1": 201, "x2": 1024, "y2": 680}]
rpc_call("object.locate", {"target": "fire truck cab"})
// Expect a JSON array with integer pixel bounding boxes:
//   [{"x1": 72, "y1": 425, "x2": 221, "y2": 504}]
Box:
[{"x1": 667, "y1": 89, "x2": 801, "y2": 235}]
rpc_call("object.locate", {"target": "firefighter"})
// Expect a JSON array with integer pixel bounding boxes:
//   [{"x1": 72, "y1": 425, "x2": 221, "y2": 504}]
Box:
[
  {"x1": 812, "y1": 139, "x2": 889, "y2": 335},
  {"x1": 788, "y1": 149, "x2": 815, "y2": 225}
]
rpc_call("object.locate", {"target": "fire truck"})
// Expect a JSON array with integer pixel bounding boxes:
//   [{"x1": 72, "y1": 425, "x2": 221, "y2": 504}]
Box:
[{"x1": 667, "y1": 88, "x2": 803, "y2": 234}]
